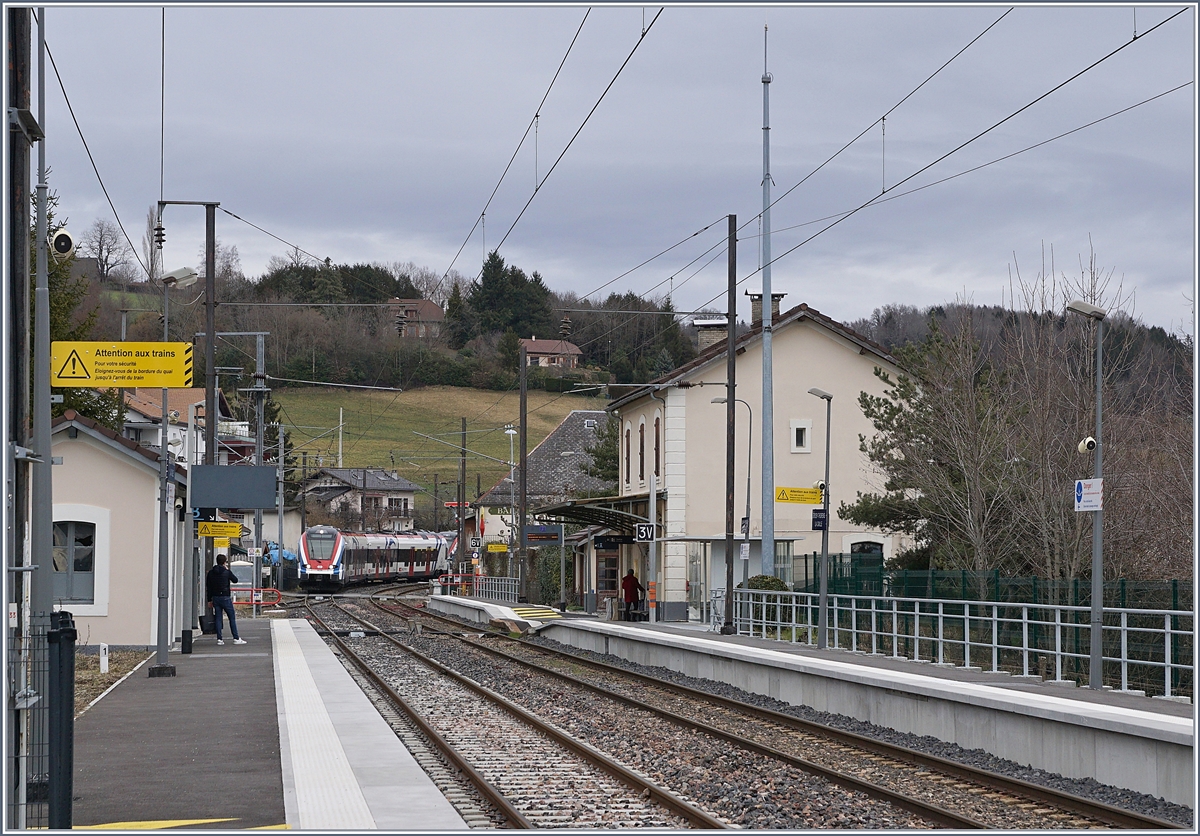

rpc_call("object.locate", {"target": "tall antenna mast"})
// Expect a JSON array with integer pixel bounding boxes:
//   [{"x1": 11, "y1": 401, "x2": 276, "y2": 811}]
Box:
[{"x1": 760, "y1": 23, "x2": 776, "y2": 579}]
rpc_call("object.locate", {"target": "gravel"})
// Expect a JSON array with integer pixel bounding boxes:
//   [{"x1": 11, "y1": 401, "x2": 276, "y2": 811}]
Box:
[{"x1": 524, "y1": 632, "x2": 1195, "y2": 828}]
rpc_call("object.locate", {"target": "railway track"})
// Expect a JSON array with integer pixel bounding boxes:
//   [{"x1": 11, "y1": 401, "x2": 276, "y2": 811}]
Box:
[
  {"x1": 304, "y1": 602, "x2": 726, "y2": 829},
  {"x1": 368, "y1": 596, "x2": 1186, "y2": 830}
]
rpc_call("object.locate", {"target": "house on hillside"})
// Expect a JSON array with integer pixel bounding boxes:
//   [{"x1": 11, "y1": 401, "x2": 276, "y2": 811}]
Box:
[
  {"x1": 298, "y1": 468, "x2": 419, "y2": 532},
  {"x1": 520, "y1": 337, "x2": 583, "y2": 370},
  {"x1": 467, "y1": 411, "x2": 610, "y2": 567},
  {"x1": 51, "y1": 410, "x2": 189, "y2": 649},
  {"x1": 536, "y1": 302, "x2": 905, "y2": 623},
  {"x1": 389, "y1": 297, "x2": 444, "y2": 339}
]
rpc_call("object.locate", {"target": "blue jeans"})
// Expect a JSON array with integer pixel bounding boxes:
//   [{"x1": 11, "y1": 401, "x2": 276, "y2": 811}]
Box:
[{"x1": 211, "y1": 595, "x2": 239, "y2": 640}]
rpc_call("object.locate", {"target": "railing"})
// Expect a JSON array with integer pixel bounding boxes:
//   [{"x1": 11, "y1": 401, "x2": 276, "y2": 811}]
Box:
[
  {"x1": 731, "y1": 588, "x2": 1194, "y2": 700},
  {"x1": 231, "y1": 588, "x2": 283, "y2": 614},
  {"x1": 438, "y1": 574, "x2": 519, "y2": 603}
]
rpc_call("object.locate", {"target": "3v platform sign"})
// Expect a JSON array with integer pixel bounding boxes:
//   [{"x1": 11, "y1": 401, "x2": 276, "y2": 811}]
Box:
[{"x1": 51, "y1": 341, "x2": 193, "y2": 388}]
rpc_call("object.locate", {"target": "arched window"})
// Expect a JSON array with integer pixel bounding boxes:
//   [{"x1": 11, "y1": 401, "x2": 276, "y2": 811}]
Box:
[
  {"x1": 638, "y1": 422, "x2": 645, "y2": 482},
  {"x1": 624, "y1": 426, "x2": 631, "y2": 485}
]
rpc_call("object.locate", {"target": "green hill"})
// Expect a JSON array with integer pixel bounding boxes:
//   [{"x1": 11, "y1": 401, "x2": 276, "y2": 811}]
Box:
[{"x1": 273, "y1": 385, "x2": 607, "y2": 520}]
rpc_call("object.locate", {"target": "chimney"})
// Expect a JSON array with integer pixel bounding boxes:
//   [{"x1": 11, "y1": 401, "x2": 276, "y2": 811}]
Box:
[
  {"x1": 694, "y1": 318, "x2": 728, "y2": 351},
  {"x1": 746, "y1": 291, "x2": 764, "y2": 325},
  {"x1": 770, "y1": 293, "x2": 786, "y2": 321}
]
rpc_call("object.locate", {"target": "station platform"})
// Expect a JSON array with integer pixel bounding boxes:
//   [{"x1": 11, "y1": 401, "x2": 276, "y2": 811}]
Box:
[
  {"x1": 72, "y1": 615, "x2": 468, "y2": 830},
  {"x1": 427, "y1": 594, "x2": 1195, "y2": 809}
]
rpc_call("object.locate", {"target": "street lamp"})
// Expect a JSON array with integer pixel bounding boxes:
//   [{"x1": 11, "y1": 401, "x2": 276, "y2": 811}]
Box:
[
  {"x1": 808, "y1": 387, "x2": 833, "y2": 650},
  {"x1": 150, "y1": 266, "x2": 198, "y2": 678},
  {"x1": 712, "y1": 397, "x2": 753, "y2": 586},
  {"x1": 1066, "y1": 299, "x2": 1106, "y2": 689}
]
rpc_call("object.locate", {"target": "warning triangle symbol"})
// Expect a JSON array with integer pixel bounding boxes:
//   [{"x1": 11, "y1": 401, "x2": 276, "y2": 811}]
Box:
[
  {"x1": 776, "y1": 487, "x2": 789, "y2": 501},
  {"x1": 56, "y1": 349, "x2": 91, "y2": 380}
]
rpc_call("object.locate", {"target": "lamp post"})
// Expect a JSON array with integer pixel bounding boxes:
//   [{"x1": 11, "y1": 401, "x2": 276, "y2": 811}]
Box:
[
  {"x1": 712, "y1": 397, "x2": 753, "y2": 586},
  {"x1": 150, "y1": 266, "x2": 198, "y2": 677},
  {"x1": 505, "y1": 424, "x2": 517, "y2": 578},
  {"x1": 808, "y1": 387, "x2": 833, "y2": 650},
  {"x1": 1066, "y1": 299, "x2": 1106, "y2": 690}
]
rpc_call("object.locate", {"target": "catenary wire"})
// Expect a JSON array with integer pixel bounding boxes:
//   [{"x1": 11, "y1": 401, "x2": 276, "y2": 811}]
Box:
[
  {"x1": 437, "y1": 8, "x2": 592, "y2": 295},
  {"x1": 39, "y1": 33, "x2": 149, "y2": 278},
  {"x1": 487, "y1": 8, "x2": 665, "y2": 264}
]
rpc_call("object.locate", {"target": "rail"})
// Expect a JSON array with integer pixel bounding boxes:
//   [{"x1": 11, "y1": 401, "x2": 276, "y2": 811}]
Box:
[
  {"x1": 731, "y1": 588, "x2": 1193, "y2": 699},
  {"x1": 437, "y1": 574, "x2": 519, "y2": 603}
]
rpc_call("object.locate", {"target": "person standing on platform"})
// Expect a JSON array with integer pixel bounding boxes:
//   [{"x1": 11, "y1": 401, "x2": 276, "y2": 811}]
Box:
[
  {"x1": 206, "y1": 554, "x2": 247, "y2": 645},
  {"x1": 620, "y1": 568, "x2": 645, "y2": 622}
]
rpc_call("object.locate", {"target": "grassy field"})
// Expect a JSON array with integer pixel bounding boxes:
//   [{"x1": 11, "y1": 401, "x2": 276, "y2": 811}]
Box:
[{"x1": 273, "y1": 385, "x2": 607, "y2": 502}]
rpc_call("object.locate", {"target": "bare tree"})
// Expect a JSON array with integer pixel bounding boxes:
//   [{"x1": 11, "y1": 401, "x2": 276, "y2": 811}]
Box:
[
  {"x1": 79, "y1": 218, "x2": 135, "y2": 283},
  {"x1": 140, "y1": 205, "x2": 162, "y2": 283}
]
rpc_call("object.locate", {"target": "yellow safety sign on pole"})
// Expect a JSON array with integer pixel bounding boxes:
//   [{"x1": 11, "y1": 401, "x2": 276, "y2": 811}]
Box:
[
  {"x1": 487, "y1": 543, "x2": 509, "y2": 553},
  {"x1": 775, "y1": 486, "x2": 824, "y2": 504},
  {"x1": 51, "y1": 341, "x2": 193, "y2": 388},
  {"x1": 213, "y1": 538, "x2": 230, "y2": 549},
  {"x1": 197, "y1": 521, "x2": 242, "y2": 538}
]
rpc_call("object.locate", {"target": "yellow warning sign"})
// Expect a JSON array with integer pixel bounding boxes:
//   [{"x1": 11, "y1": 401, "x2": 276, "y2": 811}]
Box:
[
  {"x1": 51, "y1": 341, "x2": 193, "y2": 388},
  {"x1": 775, "y1": 487, "x2": 824, "y2": 504},
  {"x1": 197, "y1": 521, "x2": 242, "y2": 538},
  {"x1": 487, "y1": 543, "x2": 509, "y2": 552},
  {"x1": 213, "y1": 538, "x2": 230, "y2": 549}
]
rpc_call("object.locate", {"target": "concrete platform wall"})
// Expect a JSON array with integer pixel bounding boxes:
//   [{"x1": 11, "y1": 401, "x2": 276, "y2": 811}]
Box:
[{"x1": 541, "y1": 620, "x2": 1194, "y2": 808}]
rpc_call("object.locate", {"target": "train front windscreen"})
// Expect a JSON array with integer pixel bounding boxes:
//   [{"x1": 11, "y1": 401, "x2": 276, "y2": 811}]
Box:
[{"x1": 306, "y1": 532, "x2": 337, "y2": 561}]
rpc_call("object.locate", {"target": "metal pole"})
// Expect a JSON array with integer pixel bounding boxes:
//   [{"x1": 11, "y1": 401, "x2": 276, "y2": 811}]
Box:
[
  {"x1": 760, "y1": 26, "x2": 776, "y2": 580},
  {"x1": 254, "y1": 334, "x2": 265, "y2": 556},
  {"x1": 818, "y1": 396, "x2": 832, "y2": 649},
  {"x1": 203, "y1": 203, "x2": 215, "y2": 580},
  {"x1": 648, "y1": 389, "x2": 664, "y2": 623},
  {"x1": 46, "y1": 611, "x2": 75, "y2": 829},
  {"x1": 519, "y1": 345, "x2": 528, "y2": 600},
  {"x1": 338, "y1": 407, "x2": 343, "y2": 467},
  {"x1": 150, "y1": 277, "x2": 175, "y2": 676},
  {"x1": 1090, "y1": 318, "x2": 1104, "y2": 689},
  {"x1": 558, "y1": 523, "x2": 566, "y2": 611},
  {"x1": 743, "y1": 401, "x2": 753, "y2": 586},
  {"x1": 277, "y1": 425, "x2": 284, "y2": 591},
  {"x1": 722, "y1": 214, "x2": 737, "y2": 634},
  {"x1": 181, "y1": 402, "x2": 195, "y2": 653},
  {"x1": 458, "y1": 417, "x2": 466, "y2": 568}
]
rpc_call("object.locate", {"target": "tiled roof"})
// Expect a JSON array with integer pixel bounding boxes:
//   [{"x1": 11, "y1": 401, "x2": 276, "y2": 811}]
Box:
[
  {"x1": 123, "y1": 387, "x2": 232, "y2": 422},
  {"x1": 53, "y1": 409, "x2": 186, "y2": 480},
  {"x1": 608, "y1": 302, "x2": 900, "y2": 411},
  {"x1": 305, "y1": 468, "x2": 421, "y2": 493},
  {"x1": 477, "y1": 410, "x2": 611, "y2": 506},
  {"x1": 519, "y1": 338, "x2": 582, "y2": 356}
]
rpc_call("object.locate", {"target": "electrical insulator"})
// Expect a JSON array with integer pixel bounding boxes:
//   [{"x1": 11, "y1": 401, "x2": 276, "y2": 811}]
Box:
[
  {"x1": 153, "y1": 223, "x2": 166, "y2": 249},
  {"x1": 559, "y1": 315, "x2": 572, "y2": 339}
]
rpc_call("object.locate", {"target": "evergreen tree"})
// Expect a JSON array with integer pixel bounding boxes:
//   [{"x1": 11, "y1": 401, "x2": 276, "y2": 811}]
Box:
[
  {"x1": 581, "y1": 413, "x2": 619, "y2": 486},
  {"x1": 444, "y1": 283, "x2": 474, "y2": 349},
  {"x1": 498, "y1": 328, "x2": 521, "y2": 372}
]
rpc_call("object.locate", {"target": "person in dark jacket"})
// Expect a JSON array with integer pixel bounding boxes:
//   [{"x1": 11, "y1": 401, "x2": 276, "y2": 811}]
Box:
[
  {"x1": 620, "y1": 568, "x2": 645, "y2": 621},
  {"x1": 206, "y1": 555, "x2": 245, "y2": 645}
]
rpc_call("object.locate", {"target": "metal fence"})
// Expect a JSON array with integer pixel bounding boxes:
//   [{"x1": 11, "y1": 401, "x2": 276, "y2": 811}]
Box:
[
  {"x1": 732, "y1": 588, "x2": 1193, "y2": 700},
  {"x1": 6, "y1": 610, "x2": 77, "y2": 830},
  {"x1": 437, "y1": 574, "x2": 519, "y2": 603}
]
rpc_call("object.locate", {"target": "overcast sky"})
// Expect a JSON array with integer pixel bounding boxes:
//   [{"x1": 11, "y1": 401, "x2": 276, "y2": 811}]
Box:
[{"x1": 31, "y1": 3, "x2": 1197, "y2": 334}]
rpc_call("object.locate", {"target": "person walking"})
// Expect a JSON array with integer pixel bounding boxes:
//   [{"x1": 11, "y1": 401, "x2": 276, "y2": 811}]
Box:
[
  {"x1": 620, "y1": 568, "x2": 645, "y2": 622},
  {"x1": 206, "y1": 554, "x2": 246, "y2": 645}
]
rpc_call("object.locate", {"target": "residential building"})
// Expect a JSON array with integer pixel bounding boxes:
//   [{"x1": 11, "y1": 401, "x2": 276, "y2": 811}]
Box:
[
  {"x1": 539, "y1": 302, "x2": 904, "y2": 622},
  {"x1": 298, "y1": 468, "x2": 419, "y2": 532},
  {"x1": 51, "y1": 410, "x2": 188, "y2": 649},
  {"x1": 121, "y1": 387, "x2": 252, "y2": 466},
  {"x1": 389, "y1": 297, "x2": 444, "y2": 339},
  {"x1": 519, "y1": 337, "x2": 583, "y2": 370},
  {"x1": 469, "y1": 410, "x2": 610, "y2": 566}
]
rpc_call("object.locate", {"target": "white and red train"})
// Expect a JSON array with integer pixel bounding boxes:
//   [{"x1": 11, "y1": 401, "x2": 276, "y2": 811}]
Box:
[{"x1": 297, "y1": 526, "x2": 450, "y2": 591}]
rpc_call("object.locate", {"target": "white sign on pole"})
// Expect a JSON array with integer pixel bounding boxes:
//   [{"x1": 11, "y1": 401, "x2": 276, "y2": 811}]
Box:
[
  {"x1": 246, "y1": 547, "x2": 263, "y2": 560},
  {"x1": 739, "y1": 542, "x2": 750, "y2": 560},
  {"x1": 100, "y1": 643, "x2": 109, "y2": 674},
  {"x1": 1074, "y1": 479, "x2": 1103, "y2": 512}
]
